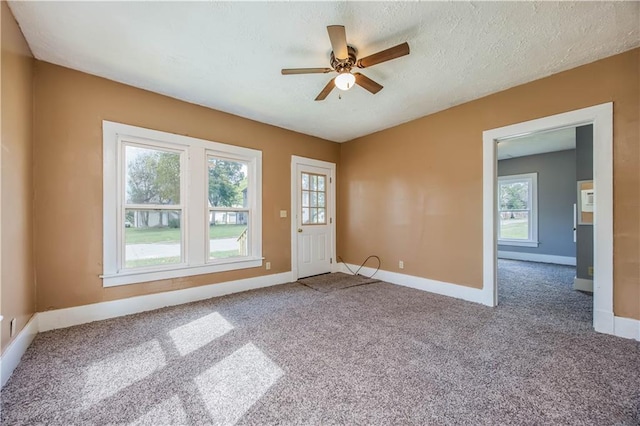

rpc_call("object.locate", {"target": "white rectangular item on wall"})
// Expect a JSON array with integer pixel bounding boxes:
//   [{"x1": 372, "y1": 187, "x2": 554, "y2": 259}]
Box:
[
  {"x1": 581, "y1": 189, "x2": 595, "y2": 212},
  {"x1": 577, "y1": 180, "x2": 594, "y2": 225}
]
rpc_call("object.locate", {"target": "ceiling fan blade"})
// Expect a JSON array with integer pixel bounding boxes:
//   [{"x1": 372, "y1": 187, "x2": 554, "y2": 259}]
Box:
[
  {"x1": 354, "y1": 73, "x2": 383, "y2": 94},
  {"x1": 281, "y1": 68, "x2": 333, "y2": 75},
  {"x1": 315, "y1": 79, "x2": 335, "y2": 101},
  {"x1": 327, "y1": 25, "x2": 348, "y2": 60},
  {"x1": 356, "y1": 42, "x2": 410, "y2": 68}
]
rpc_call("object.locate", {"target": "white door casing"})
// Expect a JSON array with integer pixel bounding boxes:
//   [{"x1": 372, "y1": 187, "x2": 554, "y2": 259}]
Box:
[
  {"x1": 482, "y1": 102, "x2": 613, "y2": 335},
  {"x1": 291, "y1": 156, "x2": 336, "y2": 280}
]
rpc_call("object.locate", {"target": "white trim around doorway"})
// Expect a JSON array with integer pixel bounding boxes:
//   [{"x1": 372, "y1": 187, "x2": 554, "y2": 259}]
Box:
[
  {"x1": 482, "y1": 103, "x2": 615, "y2": 335},
  {"x1": 290, "y1": 156, "x2": 337, "y2": 281}
]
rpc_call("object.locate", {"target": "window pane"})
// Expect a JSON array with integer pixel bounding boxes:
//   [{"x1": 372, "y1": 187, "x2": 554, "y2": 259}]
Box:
[
  {"x1": 499, "y1": 181, "x2": 529, "y2": 210},
  {"x1": 124, "y1": 209, "x2": 182, "y2": 268},
  {"x1": 209, "y1": 212, "x2": 249, "y2": 259},
  {"x1": 300, "y1": 173, "x2": 327, "y2": 225},
  {"x1": 318, "y1": 192, "x2": 325, "y2": 207},
  {"x1": 208, "y1": 158, "x2": 248, "y2": 208},
  {"x1": 302, "y1": 173, "x2": 309, "y2": 190},
  {"x1": 499, "y1": 211, "x2": 529, "y2": 240},
  {"x1": 125, "y1": 145, "x2": 181, "y2": 205}
]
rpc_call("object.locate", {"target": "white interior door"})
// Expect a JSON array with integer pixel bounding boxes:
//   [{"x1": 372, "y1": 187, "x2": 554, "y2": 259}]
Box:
[{"x1": 292, "y1": 157, "x2": 335, "y2": 279}]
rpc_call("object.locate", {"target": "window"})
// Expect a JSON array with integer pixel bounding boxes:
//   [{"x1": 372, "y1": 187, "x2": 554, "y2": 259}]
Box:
[
  {"x1": 498, "y1": 172, "x2": 538, "y2": 247},
  {"x1": 207, "y1": 156, "x2": 250, "y2": 260},
  {"x1": 301, "y1": 172, "x2": 327, "y2": 225},
  {"x1": 103, "y1": 121, "x2": 262, "y2": 287}
]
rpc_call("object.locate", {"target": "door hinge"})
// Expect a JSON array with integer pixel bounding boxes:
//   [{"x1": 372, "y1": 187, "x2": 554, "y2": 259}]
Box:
[
  {"x1": 330, "y1": 218, "x2": 333, "y2": 224},
  {"x1": 330, "y1": 177, "x2": 332, "y2": 183},
  {"x1": 330, "y1": 258, "x2": 333, "y2": 264}
]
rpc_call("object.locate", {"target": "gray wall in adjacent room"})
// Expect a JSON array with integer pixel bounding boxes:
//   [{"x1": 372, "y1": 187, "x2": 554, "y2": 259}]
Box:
[
  {"x1": 498, "y1": 149, "x2": 576, "y2": 258},
  {"x1": 576, "y1": 124, "x2": 594, "y2": 279}
]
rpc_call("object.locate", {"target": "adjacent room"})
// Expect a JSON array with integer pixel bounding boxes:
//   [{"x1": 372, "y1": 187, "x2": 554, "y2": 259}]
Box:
[
  {"x1": 496, "y1": 125, "x2": 594, "y2": 324},
  {"x1": 1, "y1": 1, "x2": 639, "y2": 425}
]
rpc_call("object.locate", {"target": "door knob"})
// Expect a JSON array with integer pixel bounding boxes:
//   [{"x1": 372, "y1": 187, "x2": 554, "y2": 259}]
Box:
[{"x1": 297, "y1": 228, "x2": 303, "y2": 233}]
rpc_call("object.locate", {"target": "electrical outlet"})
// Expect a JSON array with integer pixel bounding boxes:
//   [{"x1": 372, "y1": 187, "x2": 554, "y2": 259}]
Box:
[
  {"x1": 399, "y1": 260, "x2": 404, "y2": 269},
  {"x1": 588, "y1": 266, "x2": 594, "y2": 276},
  {"x1": 280, "y1": 210, "x2": 287, "y2": 218},
  {"x1": 10, "y1": 318, "x2": 16, "y2": 337},
  {"x1": 266, "y1": 261, "x2": 271, "y2": 270}
]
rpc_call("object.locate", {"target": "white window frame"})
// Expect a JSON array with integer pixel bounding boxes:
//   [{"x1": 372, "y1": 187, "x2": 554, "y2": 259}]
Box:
[
  {"x1": 497, "y1": 172, "x2": 538, "y2": 247},
  {"x1": 102, "y1": 121, "x2": 262, "y2": 287},
  {"x1": 206, "y1": 152, "x2": 252, "y2": 263}
]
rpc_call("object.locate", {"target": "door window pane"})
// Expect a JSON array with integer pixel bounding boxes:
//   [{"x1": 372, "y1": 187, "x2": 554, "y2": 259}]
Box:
[
  {"x1": 301, "y1": 172, "x2": 327, "y2": 225},
  {"x1": 125, "y1": 145, "x2": 181, "y2": 205},
  {"x1": 124, "y1": 209, "x2": 182, "y2": 268},
  {"x1": 318, "y1": 176, "x2": 325, "y2": 191}
]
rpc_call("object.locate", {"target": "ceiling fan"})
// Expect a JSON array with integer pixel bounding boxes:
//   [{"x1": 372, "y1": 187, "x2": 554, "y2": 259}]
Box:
[{"x1": 281, "y1": 25, "x2": 410, "y2": 101}]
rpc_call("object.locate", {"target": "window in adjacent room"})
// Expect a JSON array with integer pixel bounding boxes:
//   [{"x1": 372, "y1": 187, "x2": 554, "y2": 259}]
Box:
[
  {"x1": 497, "y1": 172, "x2": 538, "y2": 247},
  {"x1": 102, "y1": 121, "x2": 262, "y2": 287}
]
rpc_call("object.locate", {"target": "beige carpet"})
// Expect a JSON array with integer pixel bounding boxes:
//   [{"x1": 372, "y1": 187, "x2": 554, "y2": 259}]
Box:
[{"x1": 1, "y1": 261, "x2": 639, "y2": 425}]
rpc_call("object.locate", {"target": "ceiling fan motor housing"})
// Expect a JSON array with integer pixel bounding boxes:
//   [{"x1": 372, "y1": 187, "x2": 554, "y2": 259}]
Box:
[{"x1": 331, "y1": 46, "x2": 358, "y2": 73}]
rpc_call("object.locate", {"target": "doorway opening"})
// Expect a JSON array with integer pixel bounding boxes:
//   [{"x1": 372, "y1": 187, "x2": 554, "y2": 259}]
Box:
[
  {"x1": 482, "y1": 103, "x2": 613, "y2": 334},
  {"x1": 495, "y1": 125, "x2": 593, "y2": 323}
]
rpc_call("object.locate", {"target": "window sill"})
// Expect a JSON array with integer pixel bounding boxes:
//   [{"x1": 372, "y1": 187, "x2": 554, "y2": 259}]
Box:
[
  {"x1": 101, "y1": 257, "x2": 263, "y2": 287},
  {"x1": 498, "y1": 240, "x2": 539, "y2": 248}
]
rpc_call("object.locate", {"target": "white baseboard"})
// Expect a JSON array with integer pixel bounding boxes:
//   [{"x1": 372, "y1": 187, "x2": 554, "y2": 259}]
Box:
[
  {"x1": 2, "y1": 268, "x2": 637, "y2": 390},
  {"x1": 340, "y1": 265, "x2": 639, "y2": 342},
  {"x1": 594, "y1": 309, "x2": 615, "y2": 335},
  {"x1": 613, "y1": 316, "x2": 640, "y2": 341},
  {"x1": 498, "y1": 251, "x2": 576, "y2": 266},
  {"x1": 38, "y1": 271, "x2": 293, "y2": 332},
  {"x1": 340, "y1": 264, "x2": 492, "y2": 306},
  {"x1": 1, "y1": 315, "x2": 39, "y2": 387},
  {"x1": 573, "y1": 277, "x2": 593, "y2": 292}
]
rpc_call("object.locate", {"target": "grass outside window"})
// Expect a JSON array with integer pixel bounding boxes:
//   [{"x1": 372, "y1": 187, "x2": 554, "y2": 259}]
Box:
[{"x1": 125, "y1": 224, "x2": 247, "y2": 244}]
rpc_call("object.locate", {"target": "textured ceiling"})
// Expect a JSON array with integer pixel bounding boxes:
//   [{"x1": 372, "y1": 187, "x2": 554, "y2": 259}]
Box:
[
  {"x1": 9, "y1": 1, "x2": 639, "y2": 142},
  {"x1": 498, "y1": 127, "x2": 575, "y2": 160}
]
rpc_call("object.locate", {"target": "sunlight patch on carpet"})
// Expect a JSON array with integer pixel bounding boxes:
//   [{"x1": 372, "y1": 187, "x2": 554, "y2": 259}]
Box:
[
  {"x1": 82, "y1": 339, "x2": 166, "y2": 408},
  {"x1": 169, "y1": 312, "x2": 234, "y2": 356},
  {"x1": 129, "y1": 395, "x2": 187, "y2": 425},
  {"x1": 195, "y1": 343, "x2": 283, "y2": 425}
]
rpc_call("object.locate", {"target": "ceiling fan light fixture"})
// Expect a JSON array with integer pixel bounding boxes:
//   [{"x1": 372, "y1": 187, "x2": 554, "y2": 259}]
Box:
[{"x1": 334, "y1": 72, "x2": 355, "y2": 91}]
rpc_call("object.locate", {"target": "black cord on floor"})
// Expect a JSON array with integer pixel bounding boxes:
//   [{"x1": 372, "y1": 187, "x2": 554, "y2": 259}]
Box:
[{"x1": 337, "y1": 255, "x2": 381, "y2": 279}]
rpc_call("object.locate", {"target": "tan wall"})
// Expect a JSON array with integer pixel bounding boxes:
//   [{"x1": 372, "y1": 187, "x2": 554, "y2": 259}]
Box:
[
  {"x1": 1, "y1": 2, "x2": 35, "y2": 351},
  {"x1": 33, "y1": 61, "x2": 340, "y2": 311},
  {"x1": 339, "y1": 48, "x2": 640, "y2": 320}
]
